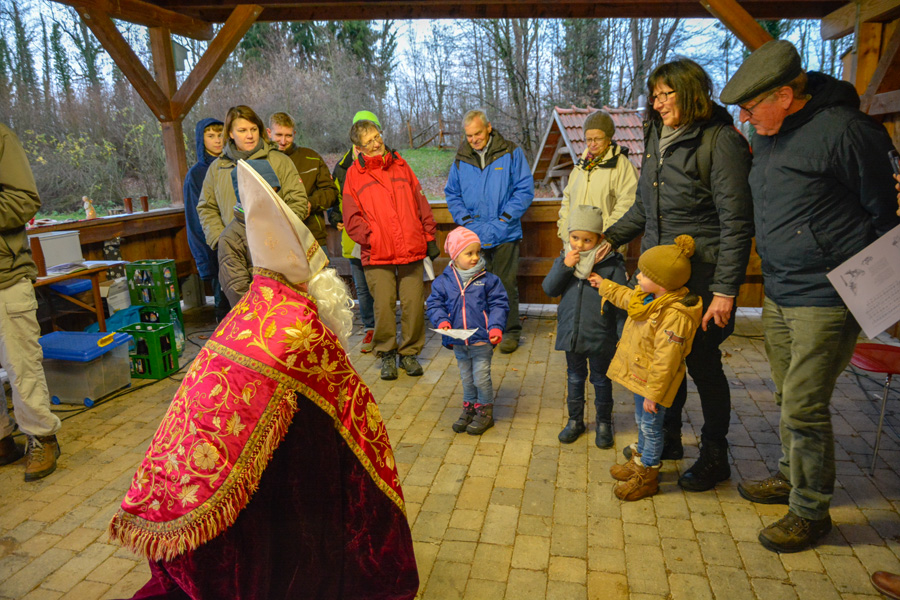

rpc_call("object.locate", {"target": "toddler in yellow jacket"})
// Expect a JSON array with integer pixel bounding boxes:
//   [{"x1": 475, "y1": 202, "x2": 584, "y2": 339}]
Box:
[{"x1": 588, "y1": 235, "x2": 703, "y2": 501}]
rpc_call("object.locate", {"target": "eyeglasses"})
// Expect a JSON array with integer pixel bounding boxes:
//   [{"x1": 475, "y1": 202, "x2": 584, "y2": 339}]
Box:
[
  {"x1": 362, "y1": 134, "x2": 383, "y2": 150},
  {"x1": 739, "y1": 92, "x2": 775, "y2": 117},
  {"x1": 585, "y1": 136, "x2": 608, "y2": 145},
  {"x1": 650, "y1": 90, "x2": 676, "y2": 104}
]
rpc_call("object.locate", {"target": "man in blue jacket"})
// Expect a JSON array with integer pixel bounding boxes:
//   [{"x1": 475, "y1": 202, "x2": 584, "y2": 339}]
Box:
[
  {"x1": 183, "y1": 118, "x2": 229, "y2": 321},
  {"x1": 721, "y1": 40, "x2": 900, "y2": 554},
  {"x1": 445, "y1": 110, "x2": 535, "y2": 353}
]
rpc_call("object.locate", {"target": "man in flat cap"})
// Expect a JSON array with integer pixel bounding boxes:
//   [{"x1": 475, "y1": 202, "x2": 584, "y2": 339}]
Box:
[{"x1": 721, "y1": 39, "x2": 899, "y2": 553}]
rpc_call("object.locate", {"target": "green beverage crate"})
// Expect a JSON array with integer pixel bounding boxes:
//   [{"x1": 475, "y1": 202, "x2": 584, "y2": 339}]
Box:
[
  {"x1": 126, "y1": 259, "x2": 179, "y2": 307},
  {"x1": 139, "y1": 302, "x2": 185, "y2": 354},
  {"x1": 119, "y1": 322, "x2": 179, "y2": 379}
]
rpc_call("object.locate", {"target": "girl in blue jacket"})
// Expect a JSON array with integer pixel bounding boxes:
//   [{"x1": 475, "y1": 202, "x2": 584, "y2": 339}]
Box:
[
  {"x1": 427, "y1": 227, "x2": 509, "y2": 435},
  {"x1": 543, "y1": 205, "x2": 627, "y2": 448}
]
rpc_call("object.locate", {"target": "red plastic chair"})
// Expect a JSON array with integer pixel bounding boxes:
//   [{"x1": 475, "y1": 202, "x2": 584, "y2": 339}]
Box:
[{"x1": 850, "y1": 343, "x2": 900, "y2": 475}]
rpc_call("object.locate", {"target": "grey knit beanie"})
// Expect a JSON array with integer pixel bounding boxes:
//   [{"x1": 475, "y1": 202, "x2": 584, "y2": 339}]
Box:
[
  {"x1": 568, "y1": 205, "x2": 605, "y2": 235},
  {"x1": 583, "y1": 111, "x2": 615, "y2": 140}
]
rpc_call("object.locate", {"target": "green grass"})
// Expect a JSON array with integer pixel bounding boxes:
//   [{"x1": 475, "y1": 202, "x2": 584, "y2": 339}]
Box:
[
  {"x1": 36, "y1": 198, "x2": 173, "y2": 222},
  {"x1": 398, "y1": 147, "x2": 456, "y2": 179}
]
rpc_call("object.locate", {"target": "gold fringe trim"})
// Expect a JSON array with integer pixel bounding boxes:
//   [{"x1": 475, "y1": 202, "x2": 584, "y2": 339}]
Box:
[{"x1": 107, "y1": 388, "x2": 298, "y2": 562}]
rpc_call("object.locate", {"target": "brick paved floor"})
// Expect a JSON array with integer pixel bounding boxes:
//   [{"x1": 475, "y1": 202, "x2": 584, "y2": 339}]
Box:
[{"x1": 2, "y1": 304, "x2": 900, "y2": 599}]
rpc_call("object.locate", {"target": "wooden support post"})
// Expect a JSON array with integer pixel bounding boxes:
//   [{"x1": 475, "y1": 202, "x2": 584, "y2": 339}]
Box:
[
  {"x1": 861, "y1": 24, "x2": 900, "y2": 112},
  {"x1": 700, "y1": 0, "x2": 773, "y2": 50},
  {"x1": 149, "y1": 27, "x2": 188, "y2": 205},
  {"x1": 66, "y1": 0, "x2": 212, "y2": 40},
  {"x1": 855, "y1": 23, "x2": 885, "y2": 95}
]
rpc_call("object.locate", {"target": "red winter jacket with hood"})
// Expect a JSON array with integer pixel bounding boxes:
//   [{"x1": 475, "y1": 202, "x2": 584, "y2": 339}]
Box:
[{"x1": 343, "y1": 149, "x2": 437, "y2": 266}]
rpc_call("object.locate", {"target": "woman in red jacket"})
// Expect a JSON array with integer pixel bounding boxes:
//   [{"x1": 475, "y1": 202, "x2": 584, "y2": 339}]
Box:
[{"x1": 343, "y1": 119, "x2": 440, "y2": 380}]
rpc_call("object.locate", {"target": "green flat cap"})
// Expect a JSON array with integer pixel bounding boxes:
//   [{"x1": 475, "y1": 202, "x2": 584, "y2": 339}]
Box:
[{"x1": 720, "y1": 40, "x2": 802, "y2": 105}]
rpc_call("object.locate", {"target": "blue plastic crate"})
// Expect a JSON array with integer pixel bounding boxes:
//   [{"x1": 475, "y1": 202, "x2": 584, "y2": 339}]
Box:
[
  {"x1": 48, "y1": 278, "x2": 92, "y2": 296},
  {"x1": 39, "y1": 332, "x2": 133, "y2": 406}
]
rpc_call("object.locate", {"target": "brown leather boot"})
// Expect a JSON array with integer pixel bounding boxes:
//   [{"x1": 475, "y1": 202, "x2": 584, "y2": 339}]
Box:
[
  {"x1": 610, "y1": 454, "x2": 641, "y2": 482},
  {"x1": 24, "y1": 435, "x2": 60, "y2": 482},
  {"x1": 0, "y1": 435, "x2": 24, "y2": 466},
  {"x1": 872, "y1": 571, "x2": 900, "y2": 599},
  {"x1": 614, "y1": 461, "x2": 660, "y2": 501}
]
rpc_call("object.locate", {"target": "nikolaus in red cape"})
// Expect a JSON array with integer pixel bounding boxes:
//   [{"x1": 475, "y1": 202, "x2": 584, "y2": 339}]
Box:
[{"x1": 108, "y1": 160, "x2": 418, "y2": 600}]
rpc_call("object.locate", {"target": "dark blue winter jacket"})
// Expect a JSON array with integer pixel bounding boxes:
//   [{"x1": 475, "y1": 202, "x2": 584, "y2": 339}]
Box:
[
  {"x1": 542, "y1": 250, "x2": 627, "y2": 356},
  {"x1": 444, "y1": 131, "x2": 535, "y2": 248},
  {"x1": 749, "y1": 72, "x2": 900, "y2": 306},
  {"x1": 183, "y1": 117, "x2": 223, "y2": 279},
  {"x1": 426, "y1": 264, "x2": 509, "y2": 349}
]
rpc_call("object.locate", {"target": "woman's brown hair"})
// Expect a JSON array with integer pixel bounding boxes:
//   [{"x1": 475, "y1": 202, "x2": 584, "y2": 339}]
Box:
[
  {"x1": 647, "y1": 59, "x2": 714, "y2": 129},
  {"x1": 224, "y1": 105, "x2": 268, "y2": 141}
]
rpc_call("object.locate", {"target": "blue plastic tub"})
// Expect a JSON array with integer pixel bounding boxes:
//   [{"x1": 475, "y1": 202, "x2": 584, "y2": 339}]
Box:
[
  {"x1": 39, "y1": 332, "x2": 133, "y2": 406},
  {"x1": 48, "y1": 278, "x2": 92, "y2": 295}
]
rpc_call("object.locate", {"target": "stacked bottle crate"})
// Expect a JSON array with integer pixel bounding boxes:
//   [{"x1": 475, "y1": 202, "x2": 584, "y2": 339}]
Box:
[{"x1": 123, "y1": 260, "x2": 183, "y2": 378}]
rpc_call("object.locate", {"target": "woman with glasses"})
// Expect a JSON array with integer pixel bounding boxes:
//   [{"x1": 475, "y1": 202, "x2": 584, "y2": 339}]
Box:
[
  {"x1": 603, "y1": 59, "x2": 753, "y2": 493},
  {"x1": 556, "y1": 110, "x2": 638, "y2": 240},
  {"x1": 197, "y1": 105, "x2": 309, "y2": 289}
]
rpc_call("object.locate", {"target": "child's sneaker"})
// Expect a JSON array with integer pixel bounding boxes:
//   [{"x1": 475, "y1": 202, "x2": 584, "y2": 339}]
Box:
[
  {"x1": 452, "y1": 403, "x2": 476, "y2": 433},
  {"x1": 466, "y1": 404, "x2": 494, "y2": 435},
  {"x1": 614, "y1": 461, "x2": 660, "y2": 501},
  {"x1": 610, "y1": 454, "x2": 642, "y2": 481}
]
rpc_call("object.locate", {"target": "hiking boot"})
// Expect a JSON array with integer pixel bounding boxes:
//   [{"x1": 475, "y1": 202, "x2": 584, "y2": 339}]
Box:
[
  {"x1": 660, "y1": 427, "x2": 684, "y2": 460},
  {"x1": 0, "y1": 435, "x2": 24, "y2": 466},
  {"x1": 738, "y1": 472, "x2": 792, "y2": 505},
  {"x1": 614, "y1": 461, "x2": 660, "y2": 501},
  {"x1": 610, "y1": 454, "x2": 641, "y2": 481},
  {"x1": 678, "y1": 440, "x2": 730, "y2": 492},
  {"x1": 380, "y1": 351, "x2": 398, "y2": 380},
  {"x1": 623, "y1": 442, "x2": 638, "y2": 460},
  {"x1": 399, "y1": 355, "x2": 424, "y2": 377},
  {"x1": 24, "y1": 435, "x2": 60, "y2": 482},
  {"x1": 467, "y1": 404, "x2": 494, "y2": 435},
  {"x1": 595, "y1": 421, "x2": 614, "y2": 449},
  {"x1": 499, "y1": 336, "x2": 519, "y2": 354},
  {"x1": 452, "y1": 403, "x2": 476, "y2": 433},
  {"x1": 758, "y1": 511, "x2": 832, "y2": 553},
  {"x1": 558, "y1": 419, "x2": 586, "y2": 444},
  {"x1": 871, "y1": 571, "x2": 900, "y2": 600},
  {"x1": 361, "y1": 330, "x2": 375, "y2": 353}
]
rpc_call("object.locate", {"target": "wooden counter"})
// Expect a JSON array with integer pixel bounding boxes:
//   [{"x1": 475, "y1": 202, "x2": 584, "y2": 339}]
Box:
[{"x1": 28, "y1": 208, "x2": 195, "y2": 280}]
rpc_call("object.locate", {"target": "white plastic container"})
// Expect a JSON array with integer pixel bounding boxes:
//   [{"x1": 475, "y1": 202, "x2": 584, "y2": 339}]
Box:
[
  {"x1": 29, "y1": 231, "x2": 83, "y2": 268},
  {"x1": 39, "y1": 332, "x2": 132, "y2": 407}
]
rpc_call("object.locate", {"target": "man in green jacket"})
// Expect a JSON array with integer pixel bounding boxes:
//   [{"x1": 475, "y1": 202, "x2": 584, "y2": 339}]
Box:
[
  {"x1": 267, "y1": 112, "x2": 339, "y2": 250},
  {"x1": 0, "y1": 124, "x2": 62, "y2": 481}
]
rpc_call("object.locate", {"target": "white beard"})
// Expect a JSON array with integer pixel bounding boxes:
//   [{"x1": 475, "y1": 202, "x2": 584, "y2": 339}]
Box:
[{"x1": 306, "y1": 268, "x2": 354, "y2": 350}]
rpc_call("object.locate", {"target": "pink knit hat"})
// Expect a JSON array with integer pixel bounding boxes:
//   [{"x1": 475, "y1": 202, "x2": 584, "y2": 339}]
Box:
[{"x1": 444, "y1": 227, "x2": 481, "y2": 260}]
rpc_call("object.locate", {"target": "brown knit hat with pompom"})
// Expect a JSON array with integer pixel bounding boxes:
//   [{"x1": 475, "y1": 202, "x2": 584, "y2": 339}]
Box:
[{"x1": 637, "y1": 235, "x2": 696, "y2": 291}]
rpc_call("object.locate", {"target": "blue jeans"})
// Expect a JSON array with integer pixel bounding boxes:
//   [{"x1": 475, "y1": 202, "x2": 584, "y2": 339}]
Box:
[
  {"x1": 565, "y1": 351, "x2": 613, "y2": 424},
  {"x1": 635, "y1": 394, "x2": 668, "y2": 467},
  {"x1": 453, "y1": 343, "x2": 495, "y2": 406},
  {"x1": 350, "y1": 258, "x2": 375, "y2": 330},
  {"x1": 763, "y1": 297, "x2": 860, "y2": 520}
]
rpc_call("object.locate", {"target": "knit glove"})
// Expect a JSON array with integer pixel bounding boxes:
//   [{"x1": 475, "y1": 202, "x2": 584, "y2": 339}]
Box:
[
  {"x1": 426, "y1": 240, "x2": 440, "y2": 261},
  {"x1": 438, "y1": 321, "x2": 452, "y2": 330},
  {"x1": 489, "y1": 328, "x2": 503, "y2": 344}
]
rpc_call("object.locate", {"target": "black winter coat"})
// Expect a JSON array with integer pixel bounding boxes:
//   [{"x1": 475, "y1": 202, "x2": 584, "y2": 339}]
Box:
[
  {"x1": 542, "y1": 250, "x2": 627, "y2": 355},
  {"x1": 605, "y1": 104, "x2": 754, "y2": 297},
  {"x1": 749, "y1": 72, "x2": 900, "y2": 307}
]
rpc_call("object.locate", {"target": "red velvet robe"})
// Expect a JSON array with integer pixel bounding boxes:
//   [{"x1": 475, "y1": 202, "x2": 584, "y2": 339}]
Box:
[{"x1": 109, "y1": 271, "x2": 418, "y2": 599}]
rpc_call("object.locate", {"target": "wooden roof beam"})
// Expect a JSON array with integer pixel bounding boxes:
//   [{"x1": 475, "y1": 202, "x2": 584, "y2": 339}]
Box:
[
  {"x1": 861, "y1": 23, "x2": 900, "y2": 111},
  {"x1": 170, "y1": 4, "x2": 262, "y2": 119},
  {"x1": 822, "y1": 0, "x2": 900, "y2": 40},
  {"x1": 700, "y1": 0, "x2": 774, "y2": 50},
  {"x1": 65, "y1": 0, "x2": 213, "y2": 40},
  {"x1": 77, "y1": 7, "x2": 171, "y2": 119}
]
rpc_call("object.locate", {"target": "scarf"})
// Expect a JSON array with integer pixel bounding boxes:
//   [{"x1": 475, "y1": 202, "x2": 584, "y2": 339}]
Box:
[
  {"x1": 108, "y1": 272, "x2": 405, "y2": 561},
  {"x1": 657, "y1": 125, "x2": 687, "y2": 157},
  {"x1": 566, "y1": 240, "x2": 612, "y2": 280},
  {"x1": 576, "y1": 143, "x2": 616, "y2": 172},
  {"x1": 454, "y1": 257, "x2": 486, "y2": 286},
  {"x1": 626, "y1": 287, "x2": 688, "y2": 321},
  {"x1": 224, "y1": 138, "x2": 264, "y2": 162}
]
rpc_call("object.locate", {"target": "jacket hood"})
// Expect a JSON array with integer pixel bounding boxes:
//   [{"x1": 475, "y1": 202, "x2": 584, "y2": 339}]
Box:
[
  {"x1": 195, "y1": 117, "x2": 224, "y2": 165},
  {"x1": 455, "y1": 129, "x2": 516, "y2": 167},
  {"x1": 777, "y1": 72, "x2": 860, "y2": 135}
]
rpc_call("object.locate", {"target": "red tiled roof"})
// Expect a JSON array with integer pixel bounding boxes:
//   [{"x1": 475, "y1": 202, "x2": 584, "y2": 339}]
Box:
[{"x1": 556, "y1": 105, "x2": 644, "y2": 169}]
